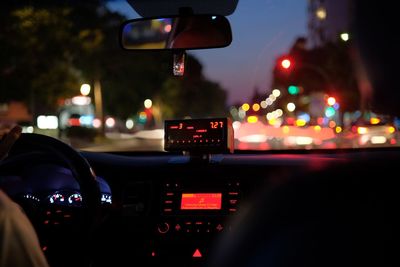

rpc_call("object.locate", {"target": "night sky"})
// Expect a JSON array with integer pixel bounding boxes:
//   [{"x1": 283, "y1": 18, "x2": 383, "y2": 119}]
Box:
[{"x1": 109, "y1": 0, "x2": 307, "y2": 105}]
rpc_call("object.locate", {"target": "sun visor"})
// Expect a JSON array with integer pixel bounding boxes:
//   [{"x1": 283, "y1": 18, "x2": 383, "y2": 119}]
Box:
[{"x1": 127, "y1": 0, "x2": 238, "y2": 17}]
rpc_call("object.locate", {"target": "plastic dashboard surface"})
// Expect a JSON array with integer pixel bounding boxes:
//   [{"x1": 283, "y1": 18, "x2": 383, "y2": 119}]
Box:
[{"x1": 79, "y1": 148, "x2": 399, "y2": 266}]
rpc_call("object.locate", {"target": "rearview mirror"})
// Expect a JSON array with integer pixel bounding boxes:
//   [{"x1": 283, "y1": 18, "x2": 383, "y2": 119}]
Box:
[{"x1": 120, "y1": 15, "x2": 232, "y2": 50}]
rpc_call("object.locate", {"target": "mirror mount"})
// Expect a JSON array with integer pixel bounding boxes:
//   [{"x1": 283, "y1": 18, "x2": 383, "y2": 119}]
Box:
[{"x1": 172, "y1": 50, "x2": 186, "y2": 76}]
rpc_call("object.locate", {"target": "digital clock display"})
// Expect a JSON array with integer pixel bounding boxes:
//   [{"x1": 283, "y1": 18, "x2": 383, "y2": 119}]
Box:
[{"x1": 164, "y1": 118, "x2": 233, "y2": 153}]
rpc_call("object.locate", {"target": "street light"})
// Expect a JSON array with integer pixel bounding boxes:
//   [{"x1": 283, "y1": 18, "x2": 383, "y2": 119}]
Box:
[
  {"x1": 80, "y1": 84, "x2": 91, "y2": 96},
  {"x1": 144, "y1": 99, "x2": 153, "y2": 109},
  {"x1": 340, "y1": 32, "x2": 350, "y2": 42}
]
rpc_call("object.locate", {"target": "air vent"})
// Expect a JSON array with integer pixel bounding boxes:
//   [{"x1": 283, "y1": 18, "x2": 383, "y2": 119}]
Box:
[{"x1": 122, "y1": 182, "x2": 152, "y2": 217}]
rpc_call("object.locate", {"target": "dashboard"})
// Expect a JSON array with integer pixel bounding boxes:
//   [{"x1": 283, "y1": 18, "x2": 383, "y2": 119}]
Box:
[{"x1": 1, "y1": 148, "x2": 398, "y2": 267}]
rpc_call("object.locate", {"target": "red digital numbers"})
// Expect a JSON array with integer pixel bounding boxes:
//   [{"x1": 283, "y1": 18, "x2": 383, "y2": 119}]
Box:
[{"x1": 210, "y1": 121, "x2": 223, "y2": 129}]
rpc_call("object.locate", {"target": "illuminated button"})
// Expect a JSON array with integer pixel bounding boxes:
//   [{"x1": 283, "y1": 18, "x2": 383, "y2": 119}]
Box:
[
  {"x1": 229, "y1": 199, "x2": 238, "y2": 205},
  {"x1": 164, "y1": 200, "x2": 173, "y2": 204},
  {"x1": 157, "y1": 222, "x2": 170, "y2": 234},
  {"x1": 163, "y1": 208, "x2": 172, "y2": 212},
  {"x1": 228, "y1": 192, "x2": 239, "y2": 196},
  {"x1": 166, "y1": 192, "x2": 174, "y2": 196},
  {"x1": 193, "y1": 249, "x2": 202, "y2": 258},
  {"x1": 175, "y1": 224, "x2": 181, "y2": 231},
  {"x1": 229, "y1": 208, "x2": 237, "y2": 212},
  {"x1": 216, "y1": 224, "x2": 223, "y2": 232}
]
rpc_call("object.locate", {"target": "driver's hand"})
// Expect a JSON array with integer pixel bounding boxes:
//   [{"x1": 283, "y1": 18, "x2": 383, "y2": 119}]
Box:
[{"x1": 0, "y1": 125, "x2": 22, "y2": 160}]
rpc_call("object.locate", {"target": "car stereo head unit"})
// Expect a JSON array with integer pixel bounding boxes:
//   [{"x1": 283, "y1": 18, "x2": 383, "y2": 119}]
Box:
[{"x1": 164, "y1": 118, "x2": 234, "y2": 153}]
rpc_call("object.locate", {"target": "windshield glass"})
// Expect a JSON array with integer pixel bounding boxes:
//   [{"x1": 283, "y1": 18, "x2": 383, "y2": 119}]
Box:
[{"x1": 1, "y1": 0, "x2": 399, "y2": 151}]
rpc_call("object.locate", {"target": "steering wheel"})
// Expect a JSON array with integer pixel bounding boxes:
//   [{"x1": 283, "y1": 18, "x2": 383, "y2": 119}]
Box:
[{"x1": 0, "y1": 133, "x2": 102, "y2": 266}]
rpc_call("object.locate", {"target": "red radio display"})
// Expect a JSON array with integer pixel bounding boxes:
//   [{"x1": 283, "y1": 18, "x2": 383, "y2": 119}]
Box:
[{"x1": 180, "y1": 193, "x2": 222, "y2": 210}]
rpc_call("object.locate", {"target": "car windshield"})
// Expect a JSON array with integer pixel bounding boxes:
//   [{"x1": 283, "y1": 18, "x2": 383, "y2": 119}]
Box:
[{"x1": 1, "y1": 0, "x2": 399, "y2": 152}]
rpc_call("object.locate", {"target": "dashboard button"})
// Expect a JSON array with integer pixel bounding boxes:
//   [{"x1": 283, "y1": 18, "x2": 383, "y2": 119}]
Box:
[
  {"x1": 157, "y1": 222, "x2": 170, "y2": 234},
  {"x1": 175, "y1": 224, "x2": 181, "y2": 232}
]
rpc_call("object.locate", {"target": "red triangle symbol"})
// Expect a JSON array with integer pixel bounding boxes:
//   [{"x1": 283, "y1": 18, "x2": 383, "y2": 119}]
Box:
[{"x1": 193, "y1": 248, "x2": 202, "y2": 258}]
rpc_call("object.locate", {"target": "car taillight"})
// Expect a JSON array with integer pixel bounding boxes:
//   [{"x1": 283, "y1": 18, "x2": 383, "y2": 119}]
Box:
[{"x1": 68, "y1": 118, "x2": 80, "y2": 127}]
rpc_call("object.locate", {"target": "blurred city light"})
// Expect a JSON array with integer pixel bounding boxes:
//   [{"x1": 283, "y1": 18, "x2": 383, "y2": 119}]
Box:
[
  {"x1": 24, "y1": 126, "x2": 34, "y2": 133},
  {"x1": 333, "y1": 103, "x2": 340, "y2": 110},
  {"x1": 126, "y1": 119, "x2": 134, "y2": 129},
  {"x1": 327, "y1": 97, "x2": 336, "y2": 106},
  {"x1": 164, "y1": 24, "x2": 172, "y2": 33},
  {"x1": 139, "y1": 111, "x2": 147, "y2": 123},
  {"x1": 79, "y1": 115, "x2": 94, "y2": 126},
  {"x1": 72, "y1": 96, "x2": 91, "y2": 106},
  {"x1": 247, "y1": 116, "x2": 258, "y2": 123},
  {"x1": 282, "y1": 126, "x2": 290, "y2": 134},
  {"x1": 281, "y1": 58, "x2": 291, "y2": 69},
  {"x1": 80, "y1": 84, "x2": 91, "y2": 96},
  {"x1": 371, "y1": 136, "x2": 387, "y2": 144},
  {"x1": 37, "y1": 115, "x2": 58, "y2": 129},
  {"x1": 340, "y1": 32, "x2": 349, "y2": 42},
  {"x1": 242, "y1": 103, "x2": 250, "y2": 111},
  {"x1": 238, "y1": 109, "x2": 246, "y2": 119},
  {"x1": 295, "y1": 136, "x2": 313, "y2": 145},
  {"x1": 239, "y1": 134, "x2": 268, "y2": 143},
  {"x1": 260, "y1": 101, "x2": 267, "y2": 109},
  {"x1": 287, "y1": 102, "x2": 296, "y2": 112},
  {"x1": 357, "y1": 127, "x2": 368, "y2": 134},
  {"x1": 335, "y1": 126, "x2": 342, "y2": 133},
  {"x1": 370, "y1": 117, "x2": 380, "y2": 125},
  {"x1": 288, "y1": 85, "x2": 300, "y2": 95},
  {"x1": 276, "y1": 109, "x2": 283, "y2": 117},
  {"x1": 272, "y1": 89, "x2": 281, "y2": 97},
  {"x1": 105, "y1": 117, "x2": 116, "y2": 128},
  {"x1": 296, "y1": 119, "x2": 307, "y2": 127},
  {"x1": 298, "y1": 113, "x2": 310, "y2": 122},
  {"x1": 252, "y1": 103, "x2": 260, "y2": 112},
  {"x1": 314, "y1": 125, "x2": 321, "y2": 132},
  {"x1": 329, "y1": 121, "x2": 336, "y2": 128},
  {"x1": 325, "y1": 107, "x2": 336, "y2": 117},
  {"x1": 232, "y1": 121, "x2": 241, "y2": 131},
  {"x1": 387, "y1": 126, "x2": 395, "y2": 134},
  {"x1": 144, "y1": 99, "x2": 153, "y2": 109},
  {"x1": 93, "y1": 118, "x2": 102, "y2": 128},
  {"x1": 316, "y1": 7, "x2": 327, "y2": 20}
]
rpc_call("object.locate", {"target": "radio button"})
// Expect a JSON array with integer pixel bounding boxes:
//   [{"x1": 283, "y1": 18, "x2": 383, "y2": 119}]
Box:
[
  {"x1": 157, "y1": 222, "x2": 170, "y2": 234},
  {"x1": 174, "y1": 224, "x2": 182, "y2": 232},
  {"x1": 216, "y1": 224, "x2": 224, "y2": 232}
]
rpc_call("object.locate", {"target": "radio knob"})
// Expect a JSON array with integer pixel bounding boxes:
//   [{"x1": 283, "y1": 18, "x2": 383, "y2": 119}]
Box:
[{"x1": 157, "y1": 222, "x2": 170, "y2": 234}]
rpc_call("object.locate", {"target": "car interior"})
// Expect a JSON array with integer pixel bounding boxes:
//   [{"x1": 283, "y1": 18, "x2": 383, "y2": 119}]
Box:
[{"x1": 0, "y1": 0, "x2": 397, "y2": 267}]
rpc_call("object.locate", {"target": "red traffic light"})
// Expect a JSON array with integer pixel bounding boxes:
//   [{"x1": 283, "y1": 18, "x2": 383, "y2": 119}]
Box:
[
  {"x1": 281, "y1": 59, "x2": 291, "y2": 69},
  {"x1": 279, "y1": 57, "x2": 292, "y2": 70}
]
